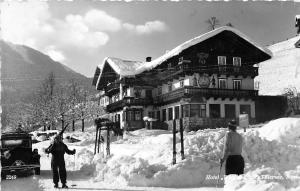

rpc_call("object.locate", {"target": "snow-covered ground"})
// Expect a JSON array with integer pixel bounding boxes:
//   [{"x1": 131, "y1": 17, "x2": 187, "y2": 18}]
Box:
[
  {"x1": 1, "y1": 117, "x2": 300, "y2": 191},
  {"x1": 255, "y1": 36, "x2": 300, "y2": 95}
]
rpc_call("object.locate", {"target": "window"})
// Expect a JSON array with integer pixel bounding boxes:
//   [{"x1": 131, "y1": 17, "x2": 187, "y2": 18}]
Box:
[
  {"x1": 179, "y1": 56, "x2": 184, "y2": 64},
  {"x1": 162, "y1": 109, "x2": 167, "y2": 121},
  {"x1": 218, "y1": 79, "x2": 227, "y2": 89},
  {"x1": 175, "y1": 106, "x2": 180, "y2": 119},
  {"x1": 218, "y1": 56, "x2": 226, "y2": 65},
  {"x1": 225, "y1": 104, "x2": 236, "y2": 118},
  {"x1": 128, "y1": 111, "x2": 134, "y2": 121},
  {"x1": 148, "y1": 111, "x2": 155, "y2": 118},
  {"x1": 168, "y1": 84, "x2": 172, "y2": 92},
  {"x1": 200, "y1": 104, "x2": 206, "y2": 117},
  {"x1": 240, "y1": 105, "x2": 251, "y2": 117},
  {"x1": 233, "y1": 57, "x2": 241, "y2": 67},
  {"x1": 180, "y1": 80, "x2": 184, "y2": 88},
  {"x1": 182, "y1": 105, "x2": 190, "y2": 117},
  {"x1": 168, "y1": 107, "x2": 173, "y2": 121},
  {"x1": 157, "y1": 111, "x2": 161, "y2": 121},
  {"x1": 190, "y1": 104, "x2": 206, "y2": 118},
  {"x1": 135, "y1": 111, "x2": 141, "y2": 121},
  {"x1": 209, "y1": 104, "x2": 221, "y2": 118},
  {"x1": 233, "y1": 80, "x2": 242, "y2": 90},
  {"x1": 168, "y1": 63, "x2": 172, "y2": 69}
]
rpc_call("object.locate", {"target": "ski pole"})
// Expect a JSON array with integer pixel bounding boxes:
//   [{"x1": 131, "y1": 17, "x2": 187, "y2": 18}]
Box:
[
  {"x1": 216, "y1": 161, "x2": 223, "y2": 188},
  {"x1": 73, "y1": 154, "x2": 76, "y2": 171}
]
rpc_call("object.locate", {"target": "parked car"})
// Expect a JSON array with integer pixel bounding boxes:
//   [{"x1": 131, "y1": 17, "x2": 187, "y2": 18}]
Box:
[{"x1": 1, "y1": 128, "x2": 40, "y2": 179}]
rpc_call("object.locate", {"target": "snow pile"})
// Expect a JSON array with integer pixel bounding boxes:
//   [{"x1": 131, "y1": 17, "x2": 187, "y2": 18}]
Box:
[
  {"x1": 87, "y1": 126, "x2": 300, "y2": 189},
  {"x1": 258, "y1": 118, "x2": 300, "y2": 144},
  {"x1": 28, "y1": 118, "x2": 300, "y2": 190},
  {"x1": 224, "y1": 165, "x2": 300, "y2": 191},
  {"x1": 65, "y1": 148, "x2": 94, "y2": 173}
]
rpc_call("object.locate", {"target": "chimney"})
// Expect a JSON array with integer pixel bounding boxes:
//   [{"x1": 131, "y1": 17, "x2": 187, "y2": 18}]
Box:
[
  {"x1": 146, "y1": 57, "x2": 152, "y2": 62},
  {"x1": 296, "y1": 15, "x2": 300, "y2": 35}
]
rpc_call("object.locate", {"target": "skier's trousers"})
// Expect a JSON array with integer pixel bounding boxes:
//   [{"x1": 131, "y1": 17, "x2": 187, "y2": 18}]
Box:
[{"x1": 51, "y1": 160, "x2": 67, "y2": 184}]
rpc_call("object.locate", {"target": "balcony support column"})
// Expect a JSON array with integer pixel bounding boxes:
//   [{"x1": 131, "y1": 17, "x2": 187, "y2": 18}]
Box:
[
  {"x1": 220, "y1": 103, "x2": 225, "y2": 118},
  {"x1": 119, "y1": 83, "x2": 123, "y2": 100}
]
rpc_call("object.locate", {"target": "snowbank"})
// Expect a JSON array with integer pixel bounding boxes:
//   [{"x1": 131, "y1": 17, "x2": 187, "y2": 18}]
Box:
[
  {"x1": 259, "y1": 118, "x2": 300, "y2": 144},
  {"x1": 31, "y1": 118, "x2": 300, "y2": 190}
]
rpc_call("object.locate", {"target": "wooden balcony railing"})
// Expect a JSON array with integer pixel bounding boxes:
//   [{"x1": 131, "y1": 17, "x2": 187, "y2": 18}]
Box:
[
  {"x1": 153, "y1": 86, "x2": 258, "y2": 105},
  {"x1": 106, "y1": 97, "x2": 153, "y2": 112},
  {"x1": 162, "y1": 62, "x2": 258, "y2": 81}
]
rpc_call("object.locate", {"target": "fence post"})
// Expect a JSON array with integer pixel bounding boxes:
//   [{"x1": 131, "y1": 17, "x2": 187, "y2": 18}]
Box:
[
  {"x1": 97, "y1": 127, "x2": 101, "y2": 153},
  {"x1": 94, "y1": 127, "x2": 98, "y2": 155},
  {"x1": 107, "y1": 124, "x2": 111, "y2": 156},
  {"x1": 180, "y1": 118, "x2": 185, "y2": 160},
  {"x1": 172, "y1": 119, "x2": 176, "y2": 165}
]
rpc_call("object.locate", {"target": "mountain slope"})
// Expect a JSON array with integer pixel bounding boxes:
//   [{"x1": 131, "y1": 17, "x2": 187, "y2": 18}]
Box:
[
  {"x1": 255, "y1": 36, "x2": 300, "y2": 95},
  {"x1": 1, "y1": 40, "x2": 93, "y2": 103}
]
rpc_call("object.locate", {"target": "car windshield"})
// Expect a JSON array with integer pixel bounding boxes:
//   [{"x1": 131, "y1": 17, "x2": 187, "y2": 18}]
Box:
[{"x1": 2, "y1": 139, "x2": 30, "y2": 148}]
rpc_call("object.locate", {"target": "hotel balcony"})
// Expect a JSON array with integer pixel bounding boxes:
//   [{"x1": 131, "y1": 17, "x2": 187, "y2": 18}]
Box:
[
  {"x1": 153, "y1": 86, "x2": 258, "y2": 106},
  {"x1": 106, "y1": 96, "x2": 153, "y2": 112},
  {"x1": 161, "y1": 63, "x2": 258, "y2": 82}
]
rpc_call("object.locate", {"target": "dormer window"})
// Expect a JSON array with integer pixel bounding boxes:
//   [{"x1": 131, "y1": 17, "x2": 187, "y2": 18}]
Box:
[
  {"x1": 178, "y1": 56, "x2": 184, "y2": 64},
  {"x1": 180, "y1": 80, "x2": 184, "y2": 88},
  {"x1": 233, "y1": 57, "x2": 241, "y2": 67},
  {"x1": 218, "y1": 56, "x2": 226, "y2": 65}
]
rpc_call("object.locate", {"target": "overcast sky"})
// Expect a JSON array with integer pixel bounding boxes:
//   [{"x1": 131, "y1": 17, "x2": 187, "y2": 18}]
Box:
[{"x1": 1, "y1": 1, "x2": 300, "y2": 77}]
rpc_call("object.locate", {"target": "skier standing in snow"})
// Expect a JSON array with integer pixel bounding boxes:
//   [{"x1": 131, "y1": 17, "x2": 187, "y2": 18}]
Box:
[
  {"x1": 220, "y1": 120, "x2": 245, "y2": 175},
  {"x1": 45, "y1": 135, "x2": 76, "y2": 188}
]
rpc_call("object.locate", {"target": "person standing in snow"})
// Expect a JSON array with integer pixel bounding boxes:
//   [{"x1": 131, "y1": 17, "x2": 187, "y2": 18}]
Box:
[
  {"x1": 45, "y1": 135, "x2": 76, "y2": 188},
  {"x1": 220, "y1": 120, "x2": 245, "y2": 175}
]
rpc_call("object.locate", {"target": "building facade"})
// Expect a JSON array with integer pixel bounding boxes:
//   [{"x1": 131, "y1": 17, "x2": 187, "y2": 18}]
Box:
[{"x1": 92, "y1": 26, "x2": 272, "y2": 131}]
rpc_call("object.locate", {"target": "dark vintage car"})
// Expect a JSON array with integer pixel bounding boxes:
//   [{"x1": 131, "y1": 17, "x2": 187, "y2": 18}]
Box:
[{"x1": 1, "y1": 128, "x2": 40, "y2": 179}]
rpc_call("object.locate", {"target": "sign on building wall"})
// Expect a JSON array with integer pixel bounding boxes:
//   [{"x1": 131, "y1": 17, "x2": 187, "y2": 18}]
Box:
[
  {"x1": 194, "y1": 73, "x2": 210, "y2": 88},
  {"x1": 239, "y1": 114, "x2": 249, "y2": 132}
]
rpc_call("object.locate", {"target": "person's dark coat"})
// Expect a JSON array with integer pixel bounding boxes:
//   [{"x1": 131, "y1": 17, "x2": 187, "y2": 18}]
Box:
[{"x1": 45, "y1": 137, "x2": 75, "y2": 185}]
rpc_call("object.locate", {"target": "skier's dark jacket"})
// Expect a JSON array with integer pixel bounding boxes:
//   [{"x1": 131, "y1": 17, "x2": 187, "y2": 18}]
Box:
[{"x1": 45, "y1": 140, "x2": 75, "y2": 164}]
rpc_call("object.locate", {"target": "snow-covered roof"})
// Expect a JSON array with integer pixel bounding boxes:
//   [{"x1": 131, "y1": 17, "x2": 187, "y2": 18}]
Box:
[
  {"x1": 135, "y1": 26, "x2": 272, "y2": 74},
  {"x1": 95, "y1": 26, "x2": 272, "y2": 89},
  {"x1": 296, "y1": 15, "x2": 300, "y2": 19},
  {"x1": 95, "y1": 57, "x2": 144, "y2": 88}
]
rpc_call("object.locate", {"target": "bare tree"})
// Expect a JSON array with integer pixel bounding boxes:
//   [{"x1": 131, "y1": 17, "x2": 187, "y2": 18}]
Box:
[{"x1": 206, "y1": 17, "x2": 220, "y2": 31}]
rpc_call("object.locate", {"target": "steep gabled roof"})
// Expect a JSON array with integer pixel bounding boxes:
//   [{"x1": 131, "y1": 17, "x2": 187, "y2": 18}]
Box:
[
  {"x1": 95, "y1": 57, "x2": 143, "y2": 89},
  {"x1": 135, "y1": 26, "x2": 272, "y2": 74},
  {"x1": 94, "y1": 26, "x2": 272, "y2": 90}
]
